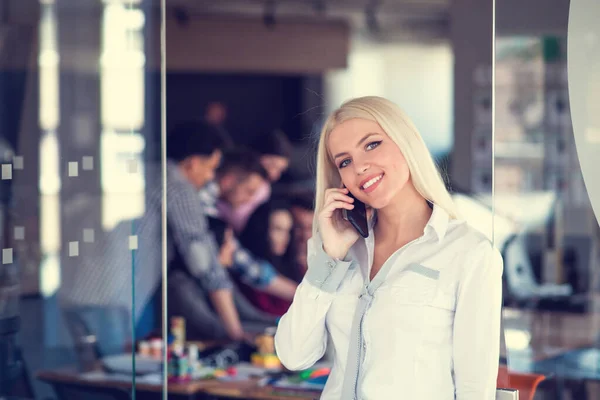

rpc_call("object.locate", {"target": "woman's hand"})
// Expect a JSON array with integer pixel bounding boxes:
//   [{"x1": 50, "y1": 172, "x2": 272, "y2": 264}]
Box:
[{"x1": 318, "y1": 188, "x2": 360, "y2": 260}]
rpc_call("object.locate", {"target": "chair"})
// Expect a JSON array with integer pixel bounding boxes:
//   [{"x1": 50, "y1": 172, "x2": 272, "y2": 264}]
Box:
[
  {"x1": 63, "y1": 306, "x2": 132, "y2": 362},
  {"x1": 502, "y1": 233, "x2": 573, "y2": 309},
  {"x1": 497, "y1": 365, "x2": 546, "y2": 400}
]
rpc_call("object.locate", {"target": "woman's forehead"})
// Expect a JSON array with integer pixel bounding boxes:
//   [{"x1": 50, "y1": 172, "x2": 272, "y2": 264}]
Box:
[{"x1": 327, "y1": 119, "x2": 386, "y2": 155}]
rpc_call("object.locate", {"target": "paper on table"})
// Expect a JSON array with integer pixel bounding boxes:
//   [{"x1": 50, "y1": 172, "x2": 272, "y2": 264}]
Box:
[{"x1": 80, "y1": 371, "x2": 133, "y2": 382}]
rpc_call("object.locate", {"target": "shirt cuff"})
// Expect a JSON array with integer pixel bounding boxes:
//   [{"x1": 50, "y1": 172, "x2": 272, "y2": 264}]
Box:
[{"x1": 304, "y1": 235, "x2": 354, "y2": 293}]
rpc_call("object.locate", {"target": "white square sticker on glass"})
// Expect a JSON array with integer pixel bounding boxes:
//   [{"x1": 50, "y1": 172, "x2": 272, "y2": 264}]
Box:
[
  {"x1": 82, "y1": 156, "x2": 94, "y2": 170},
  {"x1": 13, "y1": 156, "x2": 23, "y2": 170},
  {"x1": 83, "y1": 229, "x2": 95, "y2": 243},
  {"x1": 2, "y1": 248, "x2": 13, "y2": 264},
  {"x1": 68, "y1": 162, "x2": 78, "y2": 177},
  {"x1": 2, "y1": 164, "x2": 12, "y2": 180},
  {"x1": 14, "y1": 226, "x2": 24, "y2": 240},
  {"x1": 69, "y1": 241, "x2": 79, "y2": 257},
  {"x1": 129, "y1": 235, "x2": 138, "y2": 250}
]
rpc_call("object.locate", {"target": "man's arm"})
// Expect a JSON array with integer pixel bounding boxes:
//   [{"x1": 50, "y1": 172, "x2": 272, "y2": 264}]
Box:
[
  {"x1": 230, "y1": 242, "x2": 298, "y2": 301},
  {"x1": 167, "y1": 181, "x2": 244, "y2": 339},
  {"x1": 209, "y1": 289, "x2": 244, "y2": 340}
]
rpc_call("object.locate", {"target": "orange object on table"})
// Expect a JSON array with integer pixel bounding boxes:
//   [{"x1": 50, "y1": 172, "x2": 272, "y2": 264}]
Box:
[{"x1": 309, "y1": 368, "x2": 330, "y2": 379}]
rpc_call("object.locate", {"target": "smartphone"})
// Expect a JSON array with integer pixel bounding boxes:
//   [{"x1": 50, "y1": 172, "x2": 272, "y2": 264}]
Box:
[{"x1": 342, "y1": 189, "x2": 369, "y2": 238}]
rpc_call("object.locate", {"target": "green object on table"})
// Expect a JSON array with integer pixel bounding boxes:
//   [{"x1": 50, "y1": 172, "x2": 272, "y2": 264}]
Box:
[{"x1": 299, "y1": 370, "x2": 313, "y2": 380}]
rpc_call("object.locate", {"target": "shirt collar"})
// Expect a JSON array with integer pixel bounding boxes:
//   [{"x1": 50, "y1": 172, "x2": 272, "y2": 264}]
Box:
[{"x1": 426, "y1": 202, "x2": 449, "y2": 241}]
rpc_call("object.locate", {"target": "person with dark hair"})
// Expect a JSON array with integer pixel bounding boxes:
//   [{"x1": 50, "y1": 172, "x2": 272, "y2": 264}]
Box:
[
  {"x1": 61, "y1": 120, "x2": 263, "y2": 341},
  {"x1": 289, "y1": 191, "x2": 315, "y2": 278},
  {"x1": 166, "y1": 120, "x2": 224, "y2": 186},
  {"x1": 199, "y1": 149, "x2": 298, "y2": 306},
  {"x1": 204, "y1": 101, "x2": 234, "y2": 148},
  {"x1": 237, "y1": 199, "x2": 298, "y2": 315},
  {"x1": 251, "y1": 129, "x2": 293, "y2": 182},
  {"x1": 215, "y1": 148, "x2": 271, "y2": 224},
  {"x1": 163, "y1": 121, "x2": 256, "y2": 341},
  {"x1": 225, "y1": 129, "x2": 293, "y2": 233}
]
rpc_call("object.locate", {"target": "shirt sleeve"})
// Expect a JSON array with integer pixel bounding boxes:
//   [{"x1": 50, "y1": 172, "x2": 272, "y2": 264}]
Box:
[
  {"x1": 167, "y1": 181, "x2": 233, "y2": 292},
  {"x1": 229, "y1": 239, "x2": 277, "y2": 289},
  {"x1": 274, "y1": 233, "x2": 354, "y2": 370},
  {"x1": 453, "y1": 240, "x2": 504, "y2": 400}
]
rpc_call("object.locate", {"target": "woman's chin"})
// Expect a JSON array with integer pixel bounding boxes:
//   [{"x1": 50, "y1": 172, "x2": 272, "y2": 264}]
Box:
[{"x1": 364, "y1": 196, "x2": 390, "y2": 210}]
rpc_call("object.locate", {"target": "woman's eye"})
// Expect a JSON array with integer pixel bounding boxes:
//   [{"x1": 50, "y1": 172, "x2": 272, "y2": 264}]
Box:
[
  {"x1": 338, "y1": 159, "x2": 351, "y2": 168},
  {"x1": 366, "y1": 141, "x2": 382, "y2": 151}
]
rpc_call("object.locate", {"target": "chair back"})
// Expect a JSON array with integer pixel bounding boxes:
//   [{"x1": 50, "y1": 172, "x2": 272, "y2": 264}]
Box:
[
  {"x1": 497, "y1": 365, "x2": 545, "y2": 400},
  {"x1": 64, "y1": 306, "x2": 131, "y2": 358}
]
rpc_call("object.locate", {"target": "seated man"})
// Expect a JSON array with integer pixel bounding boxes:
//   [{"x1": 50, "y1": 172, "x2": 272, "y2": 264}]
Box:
[
  {"x1": 160, "y1": 120, "x2": 254, "y2": 341},
  {"x1": 58, "y1": 120, "x2": 257, "y2": 343},
  {"x1": 199, "y1": 149, "x2": 298, "y2": 303}
]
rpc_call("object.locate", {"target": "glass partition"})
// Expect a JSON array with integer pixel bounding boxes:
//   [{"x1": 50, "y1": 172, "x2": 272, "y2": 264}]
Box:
[
  {"x1": 1, "y1": 0, "x2": 166, "y2": 398},
  {"x1": 494, "y1": 1, "x2": 600, "y2": 398}
]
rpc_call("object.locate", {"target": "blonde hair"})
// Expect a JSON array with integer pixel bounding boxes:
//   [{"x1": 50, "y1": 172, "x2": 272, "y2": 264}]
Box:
[{"x1": 313, "y1": 96, "x2": 459, "y2": 235}]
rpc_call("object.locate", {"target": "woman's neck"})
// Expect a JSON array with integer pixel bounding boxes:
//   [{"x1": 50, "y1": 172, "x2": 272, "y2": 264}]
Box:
[{"x1": 374, "y1": 182, "x2": 432, "y2": 243}]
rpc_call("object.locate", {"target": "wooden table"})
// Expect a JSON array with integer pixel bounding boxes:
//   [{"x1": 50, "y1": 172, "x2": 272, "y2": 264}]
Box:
[
  {"x1": 37, "y1": 366, "x2": 322, "y2": 400},
  {"x1": 200, "y1": 379, "x2": 321, "y2": 400},
  {"x1": 37, "y1": 367, "x2": 223, "y2": 400}
]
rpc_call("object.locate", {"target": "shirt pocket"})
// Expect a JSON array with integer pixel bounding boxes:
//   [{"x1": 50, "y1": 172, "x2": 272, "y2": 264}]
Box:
[
  {"x1": 388, "y1": 263, "x2": 440, "y2": 306},
  {"x1": 373, "y1": 265, "x2": 441, "y2": 355},
  {"x1": 422, "y1": 281, "x2": 457, "y2": 340},
  {"x1": 429, "y1": 280, "x2": 457, "y2": 311}
]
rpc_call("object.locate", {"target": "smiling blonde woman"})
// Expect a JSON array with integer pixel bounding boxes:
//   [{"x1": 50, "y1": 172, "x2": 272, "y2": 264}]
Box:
[{"x1": 275, "y1": 96, "x2": 504, "y2": 400}]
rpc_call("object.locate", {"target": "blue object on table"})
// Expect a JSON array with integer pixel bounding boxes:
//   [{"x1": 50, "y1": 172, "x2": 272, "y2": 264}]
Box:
[{"x1": 306, "y1": 375, "x2": 328, "y2": 385}]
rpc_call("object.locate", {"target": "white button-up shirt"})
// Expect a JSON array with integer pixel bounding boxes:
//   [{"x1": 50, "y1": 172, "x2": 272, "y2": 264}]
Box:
[{"x1": 274, "y1": 204, "x2": 504, "y2": 400}]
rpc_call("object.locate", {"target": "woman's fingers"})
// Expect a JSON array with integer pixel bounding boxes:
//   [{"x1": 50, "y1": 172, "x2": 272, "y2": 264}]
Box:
[
  {"x1": 322, "y1": 200, "x2": 354, "y2": 217},
  {"x1": 324, "y1": 189, "x2": 354, "y2": 205}
]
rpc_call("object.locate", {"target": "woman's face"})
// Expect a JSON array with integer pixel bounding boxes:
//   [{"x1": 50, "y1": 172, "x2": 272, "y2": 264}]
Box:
[
  {"x1": 327, "y1": 118, "x2": 410, "y2": 209},
  {"x1": 269, "y1": 209, "x2": 293, "y2": 256}
]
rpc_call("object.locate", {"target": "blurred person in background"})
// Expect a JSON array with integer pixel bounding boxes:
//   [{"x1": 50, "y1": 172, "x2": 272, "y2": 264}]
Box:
[
  {"x1": 237, "y1": 198, "x2": 298, "y2": 315},
  {"x1": 289, "y1": 192, "x2": 315, "y2": 279},
  {"x1": 199, "y1": 149, "x2": 298, "y2": 303},
  {"x1": 61, "y1": 120, "x2": 252, "y2": 342},
  {"x1": 204, "y1": 101, "x2": 233, "y2": 148},
  {"x1": 161, "y1": 121, "x2": 249, "y2": 341},
  {"x1": 227, "y1": 129, "x2": 293, "y2": 233}
]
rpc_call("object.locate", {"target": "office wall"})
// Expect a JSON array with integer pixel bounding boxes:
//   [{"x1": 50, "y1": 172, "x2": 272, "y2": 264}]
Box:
[
  {"x1": 325, "y1": 40, "x2": 454, "y2": 159},
  {"x1": 158, "y1": 15, "x2": 349, "y2": 74},
  {"x1": 165, "y1": 72, "x2": 305, "y2": 144}
]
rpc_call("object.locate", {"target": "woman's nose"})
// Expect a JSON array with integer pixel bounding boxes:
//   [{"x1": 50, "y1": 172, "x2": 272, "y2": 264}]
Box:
[{"x1": 354, "y1": 160, "x2": 370, "y2": 174}]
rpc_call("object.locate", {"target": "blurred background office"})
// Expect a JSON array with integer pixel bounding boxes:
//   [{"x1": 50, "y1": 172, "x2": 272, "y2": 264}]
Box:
[{"x1": 0, "y1": 0, "x2": 599, "y2": 399}]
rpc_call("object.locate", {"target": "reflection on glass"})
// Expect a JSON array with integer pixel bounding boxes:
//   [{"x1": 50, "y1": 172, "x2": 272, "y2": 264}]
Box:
[
  {"x1": 496, "y1": 4, "x2": 600, "y2": 398},
  {"x1": 1, "y1": 0, "x2": 165, "y2": 398}
]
